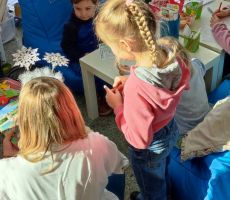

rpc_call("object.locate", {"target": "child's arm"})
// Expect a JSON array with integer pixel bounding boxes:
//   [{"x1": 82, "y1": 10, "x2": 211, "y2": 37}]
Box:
[
  {"x1": 101, "y1": 134, "x2": 129, "y2": 174},
  {"x1": 3, "y1": 130, "x2": 19, "y2": 157},
  {"x1": 211, "y1": 22, "x2": 230, "y2": 54},
  {"x1": 114, "y1": 92, "x2": 156, "y2": 149},
  {"x1": 61, "y1": 23, "x2": 83, "y2": 61},
  {"x1": 191, "y1": 58, "x2": 206, "y2": 77}
]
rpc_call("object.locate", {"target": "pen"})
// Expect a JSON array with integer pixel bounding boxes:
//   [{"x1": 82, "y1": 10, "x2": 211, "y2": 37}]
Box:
[
  {"x1": 207, "y1": 7, "x2": 214, "y2": 14},
  {"x1": 218, "y1": 2, "x2": 222, "y2": 12}
]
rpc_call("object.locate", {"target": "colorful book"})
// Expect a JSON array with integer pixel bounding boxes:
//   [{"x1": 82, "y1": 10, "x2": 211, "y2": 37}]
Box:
[{"x1": 0, "y1": 100, "x2": 18, "y2": 133}]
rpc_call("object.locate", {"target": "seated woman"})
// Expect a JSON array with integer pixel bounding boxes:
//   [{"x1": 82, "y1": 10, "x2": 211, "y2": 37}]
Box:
[{"x1": 0, "y1": 76, "x2": 127, "y2": 199}]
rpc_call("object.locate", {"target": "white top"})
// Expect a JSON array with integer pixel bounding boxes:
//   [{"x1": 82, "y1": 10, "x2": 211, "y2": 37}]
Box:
[{"x1": 0, "y1": 131, "x2": 128, "y2": 200}]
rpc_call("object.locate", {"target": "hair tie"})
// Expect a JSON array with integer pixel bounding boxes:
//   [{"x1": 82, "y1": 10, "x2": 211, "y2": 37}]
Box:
[{"x1": 126, "y1": 0, "x2": 134, "y2": 6}]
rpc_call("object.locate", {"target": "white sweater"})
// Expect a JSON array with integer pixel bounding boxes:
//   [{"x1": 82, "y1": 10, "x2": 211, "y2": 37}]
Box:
[{"x1": 0, "y1": 132, "x2": 128, "y2": 200}]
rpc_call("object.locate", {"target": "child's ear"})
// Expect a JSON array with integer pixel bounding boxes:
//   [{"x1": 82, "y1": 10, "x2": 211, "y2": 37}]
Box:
[{"x1": 119, "y1": 40, "x2": 132, "y2": 52}]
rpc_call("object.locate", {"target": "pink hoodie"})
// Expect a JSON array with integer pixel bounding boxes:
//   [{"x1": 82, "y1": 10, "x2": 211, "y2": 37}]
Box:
[
  {"x1": 212, "y1": 22, "x2": 230, "y2": 54},
  {"x1": 114, "y1": 59, "x2": 190, "y2": 149}
]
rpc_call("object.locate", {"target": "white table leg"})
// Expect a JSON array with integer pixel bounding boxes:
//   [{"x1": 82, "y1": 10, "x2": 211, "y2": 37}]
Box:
[
  {"x1": 80, "y1": 62, "x2": 99, "y2": 119},
  {"x1": 217, "y1": 50, "x2": 225, "y2": 85},
  {"x1": 205, "y1": 54, "x2": 220, "y2": 92},
  {"x1": 0, "y1": 36, "x2": 6, "y2": 62}
]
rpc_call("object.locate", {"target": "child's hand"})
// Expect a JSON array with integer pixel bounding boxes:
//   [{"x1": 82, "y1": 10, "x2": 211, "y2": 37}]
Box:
[
  {"x1": 210, "y1": 15, "x2": 221, "y2": 27},
  {"x1": 3, "y1": 131, "x2": 19, "y2": 158},
  {"x1": 213, "y1": 8, "x2": 230, "y2": 19},
  {"x1": 104, "y1": 85, "x2": 123, "y2": 109},
  {"x1": 113, "y1": 76, "x2": 128, "y2": 89}
]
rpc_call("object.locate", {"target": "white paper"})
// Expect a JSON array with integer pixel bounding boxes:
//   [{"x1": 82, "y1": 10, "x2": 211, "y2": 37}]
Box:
[{"x1": 7, "y1": 0, "x2": 18, "y2": 11}]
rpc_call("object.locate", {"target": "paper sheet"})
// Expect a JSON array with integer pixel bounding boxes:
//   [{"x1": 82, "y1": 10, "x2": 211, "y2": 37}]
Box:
[{"x1": 7, "y1": 0, "x2": 18, "y2": 11}]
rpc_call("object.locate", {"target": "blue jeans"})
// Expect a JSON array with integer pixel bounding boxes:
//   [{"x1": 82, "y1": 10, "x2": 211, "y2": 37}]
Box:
[{"x1": 128, "y1": 119, "x2": 179, "y2": 200}]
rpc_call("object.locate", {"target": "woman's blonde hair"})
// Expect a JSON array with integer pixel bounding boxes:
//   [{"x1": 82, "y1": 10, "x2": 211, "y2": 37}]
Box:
[
  {"x1": 95, "y1": 0, "x2": 190, "y2": 68},
  {"x1": 17, "y1": 77, "x2": 87, "y2": 162}
]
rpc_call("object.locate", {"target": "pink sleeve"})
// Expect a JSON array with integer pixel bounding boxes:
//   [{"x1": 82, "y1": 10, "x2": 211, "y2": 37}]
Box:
[
  {"x1": 114, "y1": 90, "x2": 155, "y2": 149},
  {"x1": 212, "y1": 22, "x2": 230, "y2": 54}
]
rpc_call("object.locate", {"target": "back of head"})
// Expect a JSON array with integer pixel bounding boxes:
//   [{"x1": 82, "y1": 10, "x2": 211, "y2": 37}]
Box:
[
  {"x1": 18, "y1": 77, "x2": 87, "y2": 161},
  {"x1": 95, "y1": 0, "x2": 157, "y2": 54},
  {"x1": 71, "y1": 0, "x2": 98, "y2": 4},
  {"x1": 95, "y1": 0, "x2": 190, "y2": 68}
]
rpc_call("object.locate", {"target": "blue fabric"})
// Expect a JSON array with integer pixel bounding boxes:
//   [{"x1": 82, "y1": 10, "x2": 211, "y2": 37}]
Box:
[
  {"x1": 19, "y1": 0, "x2": 72, "y2": 55},
  {"x1": 18, "y1": 0, "x2": 82, "y2": 92},
  {"x1": 205, "y1": 152, "x2": 230, "y2": 200},
  {"x1": 106, "y1": 174, "x2": 125, "y2": 200},
  {"x1": 128, "y1": 119, "x2": 179, "y2": 200},
  {"x1": 18, "y1": 0, "x2": 104, "y2": 94},
  {"x1": 160, "y1": 17, "x2": 180, "y2": 39},
  {"x1": 167, "y1": 147, "x2": 230, "y2": 200},
  {"x1": 76, "y1": 21, "x2": 98, "y2": 57},
  {"x1": 208, "y1": 79, "x2": 230, "y2": 104}
]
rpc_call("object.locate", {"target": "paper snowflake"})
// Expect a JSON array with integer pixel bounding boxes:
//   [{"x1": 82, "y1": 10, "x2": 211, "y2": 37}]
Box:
[
  {"x1": 43, "y1": 53, "x2": 69, "y2": 71},
  {"x1": 12, "y1": 46, "x2": 40, "y2": 70}
]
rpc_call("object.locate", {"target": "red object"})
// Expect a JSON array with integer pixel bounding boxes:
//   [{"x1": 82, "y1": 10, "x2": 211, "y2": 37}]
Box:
[
  {"x1": 149, "y1": 0, "x2": 185, "y2": 15},
  {"x1": 0, "y1": 78, "x2": 21, "y2": 107},
  {"x1": 0, "y1": 96, "x2": 10, "y2": 106},
  {"x1": 112, "y1": 83, "x2": 123, "y2": 93},
  {"x1": 169, "y1": 0, "x2": 185, "y2": 13},
  {"x1": 149, "y1": 0, "x2": 168, "y2": 15}
]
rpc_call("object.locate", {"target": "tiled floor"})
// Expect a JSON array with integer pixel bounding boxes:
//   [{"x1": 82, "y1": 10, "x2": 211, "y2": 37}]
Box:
[{"x1": 1, "y1": 33, "x2": 139, "y2": 199}]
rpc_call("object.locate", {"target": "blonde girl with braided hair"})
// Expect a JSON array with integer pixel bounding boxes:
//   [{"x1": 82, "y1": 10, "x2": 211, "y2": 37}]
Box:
[{"x1": 95, "y1": 0, "x2": 190, "y2": 199}]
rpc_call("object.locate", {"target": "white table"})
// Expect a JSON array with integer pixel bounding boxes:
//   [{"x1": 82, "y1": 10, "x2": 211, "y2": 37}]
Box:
[
  {"x1": 185, "y1": 0, "x2": 230, "y2": 86},
  {"x1": 189, "y1": 0, "x2": 229, "y2": 53},
  {"x1": 80, "y1": 47, "x2": 220, "y2": 119}
]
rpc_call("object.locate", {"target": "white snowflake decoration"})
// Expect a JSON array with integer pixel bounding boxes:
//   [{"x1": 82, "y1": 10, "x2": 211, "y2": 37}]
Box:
[
  {"x1": 18, "y1": 67, "x2": 64, "y2": 85},
  {"x1": 43, "y1": 53, "x2": 69, "y2": 71},
  {"x1": 12, "y1": 46, "x2": 40, "y2": 70}
]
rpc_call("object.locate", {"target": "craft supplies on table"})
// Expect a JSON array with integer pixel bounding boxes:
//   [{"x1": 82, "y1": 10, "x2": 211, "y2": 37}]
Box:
[
  {"x1": 181, "y1": 24, "x2": 200, "y2": 52},
  {"x1": 0, "y1": 78, "x2": 20, "y2": 133},
  {"x1": 185, "y1": 0, "x2": 203, "y2": 19},
  {"x1": 158, "y1": 2, "x2": 181, "y2": 38},
  {"x1": 0, "y1": 100, "x2": 18, "y2": 133},
  {"x1": 0, "y1": 78, "x2": 20, "y2": 107}
]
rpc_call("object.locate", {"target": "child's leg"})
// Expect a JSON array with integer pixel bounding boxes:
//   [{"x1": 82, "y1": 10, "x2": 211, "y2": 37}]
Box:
[{"x1": 128, "y1": 119, "x2": 179, "y2": 200}]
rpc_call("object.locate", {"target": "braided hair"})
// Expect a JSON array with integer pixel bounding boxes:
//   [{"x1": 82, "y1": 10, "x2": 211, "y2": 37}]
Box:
[{"x1": 95, "y1": 0, "x2": 190, "y2": 69}]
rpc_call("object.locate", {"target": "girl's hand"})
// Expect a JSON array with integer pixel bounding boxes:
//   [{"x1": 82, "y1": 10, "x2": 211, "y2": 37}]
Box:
[
  {"x1": 104, "y1": 85, "x2": 123, "y2": 109},
  {"x1": 113, "y1": 76, "x2": 128, "y2": 88},
  {"x1": 3, "y1": 131, "x2": 19, "y2": 158},
  {"x1": 213, "y1": 8, "x2": 230, "y2": 19},
  {"x1": 210, "y1": 15, "x2": 221, "y2": 27}
]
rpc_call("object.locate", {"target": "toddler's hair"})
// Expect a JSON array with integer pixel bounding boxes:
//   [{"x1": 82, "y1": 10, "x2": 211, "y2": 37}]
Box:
[
  {"x1": 95, "y1": 0, "x2": 190, "y2": 68},
  {"x1": 71, "y1": 0, "x2": 98, "y2": 5},
  {"x1": 18, "y1": 77, "x2": 87, "y2": 162}
]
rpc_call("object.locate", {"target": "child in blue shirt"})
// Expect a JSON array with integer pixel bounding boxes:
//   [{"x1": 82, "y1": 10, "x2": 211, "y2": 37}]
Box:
[
  {"x1": 61, "y1": 0, "x2": 98, "y2": 68},
  {"x1": 61, "y1": 0, "x2": 111, "y2": 115}
]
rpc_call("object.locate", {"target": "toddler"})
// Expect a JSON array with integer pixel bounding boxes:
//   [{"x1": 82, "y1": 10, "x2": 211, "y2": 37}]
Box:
[{"x1": 61, "y1": 0, "x2": 111, "y2": 115}]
